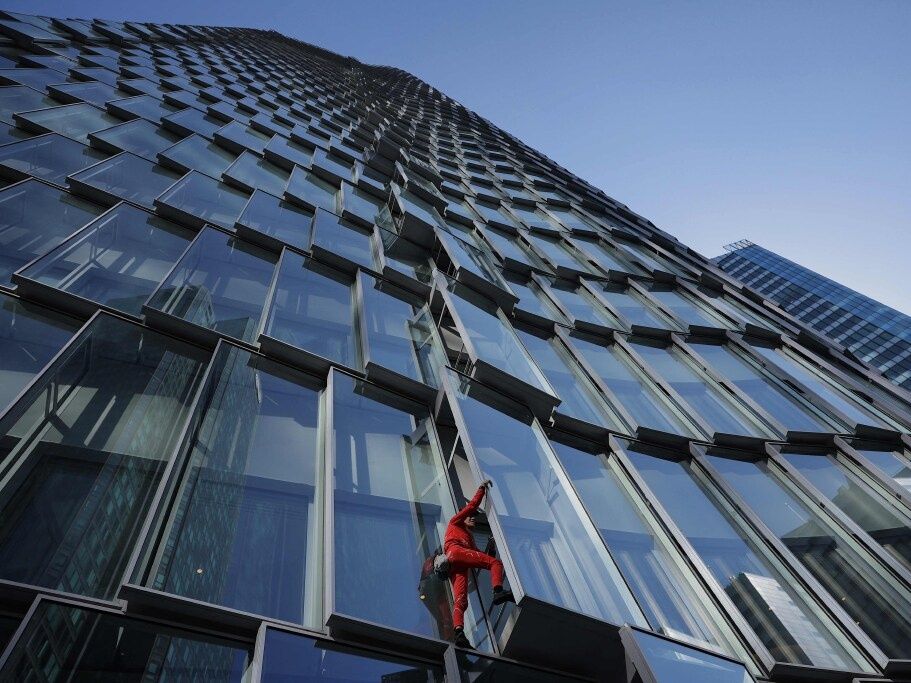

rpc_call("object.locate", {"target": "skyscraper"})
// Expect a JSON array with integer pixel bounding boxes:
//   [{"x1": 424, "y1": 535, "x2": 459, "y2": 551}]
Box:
[
  {"x1": 1, "y1": 10, "x2": 911, "y2": 682},
  {"x1": 715, "y1": 239, "x2": 911, "y2": 392}
]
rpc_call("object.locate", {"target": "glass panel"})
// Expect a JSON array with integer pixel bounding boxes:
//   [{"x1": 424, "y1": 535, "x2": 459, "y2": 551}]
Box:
[
  {"x1": 223, "y1": 150, "x2": 289, "y2": 195},
  {"x1": 598, "y1": 283, "x2": 669, "y2": 330},
  {"x1": 501, "y1": 273, "x2": 565, "y2": 322},
  {"x1": 749, "y1": 343, "x2": 887, "y2": 428},
  {"x1": 18, "y1": 203, "x2": 194, "y2": 316},
  {"x1": 633, "y1": 342, "x2": 764, "y2": 437},
  {"x1": 516, "y1": 329, "x2": 614, "y2": 428},
  {"x1": 147, "y1": 227, "x2": 276, "y2": 343},
  {"x1": 159, "y1": 133, "x2": 237, "y2": 177},
  {"x1": 148, "y1": 346, "x2": 323, "y2": 625},
  {"x1": 0, "y1": 293, "x2": 78, "y2": 411},
  {"x1": 0, "y1": 179, "x2": 104, "y2": 285},
  {"x1": 17, "y1": 102, "x2": 120, "y2": 143},
  {"x1": 649, "y1": 287, "x2": 720, "y2": 328},
  {"x1": 446, "y1": 282, "x2": 554, "y2": 396},
  {"x1": 107, "y1": 94, "x2": 180, "y2": 123},
  {"x1": 0, "y1": 316, "x2": 208, "y2": 598},
  {"x1": 710, "y1": 454, "x2": 911, "y2": 659},
  {"x1": 361, "y1": 273, "x2": 440, "y2": 386},
  {"x1": 631, "y1": 629, "x2": 754, "y2": 683},
  {"x1": 261, "y1": 628, "x2": 444, "y2": 682},
  {"x1": 0, "y1": 67, "x2": 65, "y2": 92},
  {"x1": 555, "y1": 440, "x2": 729, "y2": 648},
  {"x1": 163, "y1": 107, "x2": 224, "y2": 138},
  {"x1": 453, "y1": 377, "x2": 646, "y2": 625},
  {"x1": 481, "y1": 225, "x2": 536, "y2": 267},
  {"x1": 379, "y1": 227, "x2": 433, "y2": 286},
  {"x1": 341, "y1": 183, "x2": 383, "y2": 225},
  {"x1": 311, "y1": 208, "x2": 373, "y2": 271},
  {"x1": 549, "y1": 282, "x2": 621, "y2": 328},
  {"x1": 69, "y1": 152, "x2": 181, "y2": 209},
  {"x1": 692, "y1": 343, "x2": 832, "y2": 433},
  {"x1": 0, "y1": 85, "x2": 56, "y2": 125},
  {"x1": 264, "y1": 134, "x2": 313, "y2": 168},
  {"x1": 0, "y1": 133, "x2": 106, "y2": 185},
  {"x1": 89, "y1": 118, "x2": 180, "y2": 161},
  {"x1": 783, "y1": 452, "x2": 911, "y2": 570},
  {"x1": 437, "y1": 225, "x2": 508, "y2": 289},
  {"x1": 571, "y1": 336, "x2": 693, "y2": 436},
  {"x1": 0, "y1": 602, "x2": 251, "y2": 681},
  {"x1": 156, "y1": 170, "x2": 250, "y2": 229},
  {"x1": 525, "y1": 232, "x2": 594, "y2": 274},
  {"x1": 615, "y1": 240, "x2": 685, "y2": 276},
  {"x1": 398, "y1": 189, "x2": 443, "y2": 228},
  {"x1": 625, "y1": 447, "x2": 865, "y2": 669},
  {"x1": 265, "y1": 253, "x2": 356, "y2": 367},
  {"x1": 858, "y1": 448, "x2": 911, "y2": 493},
  {"x1": 215, "y1": 120, "x2": 272, "y2": 154},
  {"x1": 332, "y1": 373, "x2": 483, "y2": 643},
  {"x1": 51, "y1": 81, "x2": 123, "y2": 107},
  {"x1": 236, "y1": 189, "x2": 313, "y2": 251},
  {"x1": 286, "y1": 166, "x2": 338, "y2": 212}
]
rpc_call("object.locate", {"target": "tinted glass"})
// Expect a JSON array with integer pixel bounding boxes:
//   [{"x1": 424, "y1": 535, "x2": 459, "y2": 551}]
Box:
[
  {"x1": 156, "y1": 170, "x2": 250, "y2": 228},
  {"x1": 159, "y1": 133, "x2": 237, "y2": 177},
  {"x1": 632, "y1": 629, "x2": 753, "y2": 683},
  {"x1": 16, "y1": 102, "x2": 119, "y2": 143},
  {"x1": 236, "y1": 189, "x2": 313, "y2": 251},
  {"x1": 69, "y1": 151, "x2": 181, "y2": 209},
  {"x1": 0, "y1": 132, "x2": 106, "y2": 185},
  {"x1": 90, "y1": 118, "x2": 180, "y2": 161},
  {"x1": 598, "y1": 284, "x2": 669, "y2": 330},
  {"x1": 311, "y1": 208, "x2": 373, "y2": 271},
  {"x1": 286, "y1": 166, "x2": 338, "y2": 212},
  {"x1": 858, "y1": 448, "x2": 911, "y2": 493},
  {"x1": 649, "y1": 288, "x2": 719, "y2": 328}
]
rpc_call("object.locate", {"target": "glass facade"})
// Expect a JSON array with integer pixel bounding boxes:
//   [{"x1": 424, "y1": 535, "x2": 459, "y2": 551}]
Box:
[{"x1": 1, "y1": 10, "x2": 909, "y2": 682}]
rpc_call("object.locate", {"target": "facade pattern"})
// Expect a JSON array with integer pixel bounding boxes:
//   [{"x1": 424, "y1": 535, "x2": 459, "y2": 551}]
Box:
[
  {"x1": 0, "y1": 10, "x2": 910, "y2": 683},
  {"x1": 715, "y1": 240, "x2": 911, "y2": 392}
]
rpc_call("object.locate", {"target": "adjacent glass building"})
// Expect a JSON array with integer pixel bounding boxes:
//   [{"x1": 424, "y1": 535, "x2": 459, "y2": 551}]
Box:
[
  {"x1": 715, "y1": 240, "x2": 911, "y2": 392},
  {"x1": 0, "y1": 11, "x2": 910, "y2": 683}
]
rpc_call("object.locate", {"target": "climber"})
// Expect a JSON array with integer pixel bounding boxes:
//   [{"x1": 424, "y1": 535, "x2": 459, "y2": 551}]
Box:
[{"x1": 445, "y1": 479, "x2": 514, "y2": 647}]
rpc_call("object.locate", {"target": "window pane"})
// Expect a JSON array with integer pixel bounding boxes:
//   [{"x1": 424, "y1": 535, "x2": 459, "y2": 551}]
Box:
[
  {"x1": 453, "y1": 652, "x2": 578, "y2": 682},
  {"x1": 598, "y1": 284, "x2": 668, "y2": 330},
  {"x1": 19, "y1": 203, "x2": 194, "y2": 315},
  {"x1": 149, "y1": 346, "x2": 323, "y2": 626},
  {"x1": 69, "y1": 151, "x2": 181, "y2": 209},
  {"x1": 0, "y1": 179, "x2": 104, "y2": 285},
  {"x1": 262, "y1": 628, "x2": 444, "y2": 682},
  {"x1": 147, "y1": 227, "x2": 276, "y2": 343},
  {"x1": 631, "y1": 629, "x2": 754, "y2": 683},
  {"x1": 625, "y1": 447, "x2": 864, "y2": 669},
  {"x1": 236, "y1": 189, "x2": 313, "y2": 251},
  {"x1": 0, "y1": 132, "x2": 106, "y2": 185},
  {"x1": 649, "y1": 287, "x2": 720, "y2": 328},
  {"x1": 0, "y1": 85, "x2": 56, "y2": 125},
  {"x1": 857, "y1": 448, "x2": 911, "y2": 493},
  {"x1": 16, "y1": 102, "x2": 120, "y2": 143},
  {"x1": 709, "y1": 454, "x2": 911, "y2": 659},
  {"x1": 265, "y1": 253, "x2": 357, "y2": 368},
  {"x1": 549, "y1": 282, "x2": 621, "y2": 329},
  {"x1": 159, "y1": 133, "x2": 237, "y2": 177},
  {"x1": 286, "y1": 166, "x2": 338, "y2": 212},
  {"x1": 89, "y1": 118, "x2": 180, "y2": 161},
  {"x1": 223, "y1": 150, "x2": 289, "y2": 195},
  {"x1": 454, "y1": 377, "x2": 646, "y2": 625},
  {"x1": 155, "y1": 170, "x2": 250, "y2": 229},
  {"x1": 311, "y1": 207, "x2": 374, "y2": 271},
  {"x1": 0, "y1": 293, "x2": 78, "y2": 411},
  {"x1": 0, "y1": 315, "x2": 208, "y2": 598},
  {"x1": 1, "y1": 602, "x2": 251, "y2": 682}
]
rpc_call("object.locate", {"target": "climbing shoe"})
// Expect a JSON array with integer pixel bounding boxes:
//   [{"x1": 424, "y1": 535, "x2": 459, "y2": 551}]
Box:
[
  {"x1": 453, "y1": 628, "x2": 471, "y2": 648},
  {"x1": 491, "y1": 588, "x2": 515, "y2": 605}
]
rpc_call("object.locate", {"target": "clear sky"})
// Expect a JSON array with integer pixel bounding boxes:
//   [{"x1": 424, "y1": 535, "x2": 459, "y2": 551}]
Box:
[{"x1": 11, "y1": 1, "x2": 910, "y2": 313}]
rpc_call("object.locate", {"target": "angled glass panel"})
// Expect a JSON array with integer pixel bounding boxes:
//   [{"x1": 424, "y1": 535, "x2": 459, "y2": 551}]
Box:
[
  {"x1": 629, "y1": 628, "x2": 754, "y2": 683},
  {"x1": 480, "y1": 225, "x2": 537, "y2": 268},
  {"x1": 361, "y1": 272, "x2": 441, "y2": 387},
  {"x1": 0, "y1": 315, "x2": 208, "y2": 598},
  {"x1": 525, "y1": 231, "x2": 595, "y2": 274},
  {"x1": 501, "y1": 272, "x2": 565, "y2": 322},
  {"x1": 452, "y1": 376, "x2": 647, "y2": 625},
  {"x1": 158, "y1": 133, "x2": 237, "y2": 177},
  {"x1": 0, "y1": 132, "x2": 106, "y2": 185},
  {"x1": 236, "y1": 189, "x2": 313, "y2": 251},
  {"x1": 89, "y1": 117, "x2": 180, "y2": 161},
  {"x1": 625, "y1": 446, "x2": 867, "y2": 669},
  {"x1": 16, "y1": 102, "x2": 120, "y2": 143},
  {"x1": 0, "y1": 67, "x2": 67, "y2": 92},
  {"x1": 857, "y1": 448, "x2": 911, "y2": 494},
  {"x1": 516, "y1": 328, "x2": 616, "y2": 428},
  {"x1": 692, "y1": 342, "x2": 833, "y2": 433},
  {"x1": 508, "y1": 203, "x2": 553, "y2": 231},
  {"x1": 550, "y1": 281, "x2": 622, "y2": 329},
  {"x1": 633, "y1": 341, "x2": 765, "y2": 437},
  {"x1": 0, "y1": 85, "x2": 56, "y2": 125},
  {"x1": 437, "y1": 225, "x2": 507, "y2": 288},
  {"x1": 69, "y1": 151, "x2": 181, "y2": 209},
  {"x1": 156, "y1": 170, "x2": 250, "y2": 228},
  {"x1": 0, "y1": 293, "x2": 78, "y2": 411},
  {"x1": 598, "y1": 283, "x2": 670, "y2": 330},
  {"x1": 262, "y1": 628, "x2": 444, "y2": 682},
  {"x1": 311, "y1": 207, "x2": 373, "y2": 271},
  {"x1": 147, "y1": 227, "x2": 276, "y2": 343},
  {"x1": 378, "y1": 227, "x2": 433, "y2": 286},
  {"x1": 341, "y1": 182, "x2": 383, "y2": 225},
  {"x1": 264, "y1": 253, "x2": 356, "y2": 367},
  {"x1": 223, "y1": 150, "x2": 289, "y2": 195},
  {"x1": 0, "y1": 179, "x2": 104, "y2": 284},
  {"x1": 571, "y1": 234, "x2": 643, "y2": 274},
  {"x1": 709, "y1": 454, "x2": 911, "y2": 659},
  {"x1": 286, "y1": 165, "x2": 338, "y2": 212},
  {"x1": 107, "y1": 94, "x2": 181, "y2": 123},
  {"x1": 615, "y1": 240, "x2": 686, "y2": 276},
  {"x1": 147, "y1": 346, "x2": 323, "y2": 626},
  {"x1": 571, "y1": 336, "x2": 694, "y2": 436},
  {"x1": 215, "y1": 119, "x2": 272, "y2": 154},
  {"x1": 50, "y1": 80, "x2": 123, "y2": 107},
  {"x1": 332, "y1": 372, "x2": 480, "y2": 642},
  {"x1": 162, "y1": 106, "x2": 223, "y2": 138},
  {"x1": 18, "y1": 203, "x2": 194, "y2": 315},
  {"x1": 0, "y1": 602, "x2": 251, "y2": 682},
  {"x1": 649, "y1": 286, "x2": 723, "y2": 329},
  {"x1": 783, "y1": 452, "x2": 911, "y2": 570},
  {"x1": 263, "y1": 133, "x2": 313, "y2": 168}
]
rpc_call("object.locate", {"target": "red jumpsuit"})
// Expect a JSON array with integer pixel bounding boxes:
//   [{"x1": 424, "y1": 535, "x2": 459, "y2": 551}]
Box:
[{"x1": 444, "y1": 485, "x2": 504, "y2": 629}]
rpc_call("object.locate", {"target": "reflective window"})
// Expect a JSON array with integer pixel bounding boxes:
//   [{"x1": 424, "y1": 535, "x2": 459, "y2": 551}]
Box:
[
  {"x1": 163, "y1": 106, "x2": 224, "y2": 138},
  {"x1": 857, "y1": 448, "x2": 911, "y2": 494},
  {"x1": 16, "y1": 102, "x2": 120, "y2": 143},
  {"x1": 107, "y1": 93, "x2": 181, "y2": 123},
  {"x1": 18, "y1": 203, "x2": 194, "y2": 315},
  {"x1": 147, "y1": 346, "x2": 323, "y2": 625},
  {"x1": 692, "y1": 343, "x2": 833, "y2": 433},
  {"x1": 0, "y1": 179, "x2": 104, "y2": 285},
  {"x1": 236, "y1": 189, "x2": 313, "y2": 251},
  {"x1": 649, "y1": 287, "x2": 722, "y2": 329},
  {"x1": 264, "y1": 133, "x2": 314, "y2": 169},
  {"x1": 332, "y1": 373, "x2": 480, "y2": 642},
  {"x1": 89, "y1": 118, "x2": 180, "y2": 161},
  {"x1": 159, "y1": 133, "x2": 238, "y2": 177},
  {"x1": 215, "y1": 120, "x2": 272, "y2": 154},
  {"x1": 223, "y1": 150, "x2": 289, "y2": 195},
  {"x1": 69, "y1": 151, "x2": 181, "y2": 209},
  {"x1": 625, "y1": 446, "x2": 866, "y2": 669},
  {"x1": 453, "y1": 651, "x2": 579, "y2": 682},
  {"x1": 341, "y1": 182, "x2": 383, "y2": 226},
  {"x1": 0, "y1": 132, "x2": 106, "y2": 185},
  {"x1": 0, "y1": 316, "x2": 208, "y2": 598},
  {"x1": 615, "y1": 240, "x2": 685, "y2": 277},
  {"x1": 0, "y1": 293, "x2": 78, "y2": 411},
  {"x1": 571, "y1": 336, "x2": 694, "y2": 436},
  {"x1": 501, "y1": 272, "x2": 565, "y2": 322},
  {"x1": 286, "y1": 166, "x2": 338, "y2": 212},
  {"x1": 378, "y1": 227, "x2": 434, "y2": 287},
  {"x1": 437, "y1": 225, "x2": 508, "y2": 290},
  {"x1": 264, "y1": 253, "x2": 357, "y2": 368},
  {"x1": 310, "y1": 207, "x2": 374, "y2": 272},
  {"x1": 549, "y1": 281, "x2": 622, "y2": 329},
  {"x1": 598, "y1": 283, "x2": 671, "y2": 330},
  {"x1": 261, "y1": 628, "x2": 444, "y2": 682},
  {"x1": 783, "y1": 452, "x2": 911, "y2": 570},
  {"x1": 0, "y1": 602, "x2": 251, "y2": 682},
  {"x1": 156, "y1": 170, "x2": 250, "y2": 229},
  {"x1": 481, "y1": 225, "x2": 539, "y2": 268},
  {"x1": 0, "y1": 85, "x2": 56, "y2": 125},
  {"x1": 709, "y1": 454, "x2": 911, "y2": 659},
  {"x1": 361, "y1": 272, "x2": 441, "y2": 387},
  {"x1": 453, "y1": 377, "x2": 646, "y2": 625},
  {"x1": 525, "y1": 231, "x2": 594, "y2": 274},
  {"x1": 629, "y1": 629, "x2": 754, "y2": 683},
  {"x1": 147, "y1": 227, "x2": 276, "y2": 343}
]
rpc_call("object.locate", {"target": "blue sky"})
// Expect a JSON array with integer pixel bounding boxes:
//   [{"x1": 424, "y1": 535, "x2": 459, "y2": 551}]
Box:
[{"x1": 12, "y1": 1, "x2": 910, "y2": 313}]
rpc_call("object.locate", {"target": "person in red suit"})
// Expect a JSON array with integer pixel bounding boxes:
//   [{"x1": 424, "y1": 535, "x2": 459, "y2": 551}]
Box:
[{"x1": 445, "y1": 479, "x2": 514, "y2": 647}]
